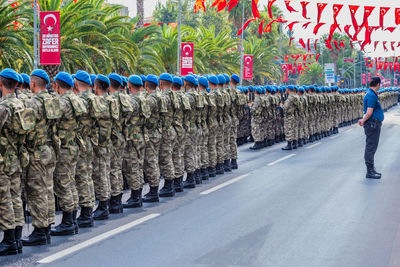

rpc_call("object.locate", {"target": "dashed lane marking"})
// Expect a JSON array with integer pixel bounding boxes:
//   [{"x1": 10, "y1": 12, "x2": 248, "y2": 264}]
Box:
[
  {"x1": 37, "y1": 213, "x2": 160, "y2": 264},
  {"x1": 306, "y1": 142, "x2": 321, "y2": 149},
  {"x1": 267, "y1": 153, "x2": 296, "y2": 166},
  {"x1": 200, "y1": 174, "x2": 249, "y2": 195}
]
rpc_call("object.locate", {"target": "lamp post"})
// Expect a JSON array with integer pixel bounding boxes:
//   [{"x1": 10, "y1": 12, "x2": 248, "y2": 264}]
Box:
[
  {"x1": 33, "y1": 0, "x2": 38, "y2": 69},
  {"x1": 171, "y1": 0, "x2": 182, "y2": 76},
  {"x1": 239, "y1": 0, "x2": 245, "y2": 86}
]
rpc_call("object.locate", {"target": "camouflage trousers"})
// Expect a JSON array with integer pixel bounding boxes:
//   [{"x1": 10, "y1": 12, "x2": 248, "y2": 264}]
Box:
[
  {"x1": 124, "y1": 136, "x2": 145, "y2": 191},
  {"x1": 284, "y1": 115, "x2": 297, "y2": 142},
  {"x1": 200, "y1": 124, "x2": 209, "y2": 169},
  {"x1": 159, "y1": 127, "x2": 177, "y2": 181},
  {"x1": 229, "y1": 119, "x2": 238, "y2": 160},
  {"x1": 110, "y1": 136, "x2": 126, "y2": 196},
  {"x1": 143, "y1": 129, "x2": 161, "y2": 187},
  {"x1": 251, "y1": 116, "x2": 263, "y2": 142},
  {"x1": 0, "y1": 168, "x2": 24, "y2": 230},
  {"x1": 75, "y1": 141, "x2": 95, "y2": 209},
  {"x1": 207, "y1": 126, "x2": 217, "y2": 168},
  {"x1": 223, "y1": 117, "x2": 231, "y2": 161},
  {"x1": 216, "y1": 122, "x2": 225, "y2": 164},
  {"x1": 26, "y1": 145, "x2": 56, "y2": 228},
  {"x1": 195, "y1": 126, "x2": 202, "y2": 170},
  {"x1": 266, "y1": 118, "x2": 275, "y2": 141},
  {"x1": 92, "y1": 146, "x2": 111, "y2": 201},
  {"x1": 184, "y1": 126, "x2": 197, "y2": 173},
  {"x1": 54, "y1": 146, "x2": 79, "y2": 212},
  {"x1": 173, "y1": 131, "x2": 185, "y2": 178}
]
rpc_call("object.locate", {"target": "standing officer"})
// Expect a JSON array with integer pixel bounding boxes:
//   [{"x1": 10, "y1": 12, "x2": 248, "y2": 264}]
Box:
[
  {"x1": 358, "y1": 77, "x2": 384, "y2": 179},
  {"x1": 282, "y1": 85, "x2": 298, "y2": 150}
]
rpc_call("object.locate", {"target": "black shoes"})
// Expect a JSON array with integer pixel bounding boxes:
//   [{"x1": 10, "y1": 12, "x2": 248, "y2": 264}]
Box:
[
  {"x1": 174, "y1": 177, "x2": 184, "y2": 192},
  {"x1": 123, "y1": 189, "x2": 143, "y2": 208},
  {"x1": 224, "y1": 160, "x2": 232, "y2": 172},
  {"x1": 208, "y1": 167, "x2": 216, "y2": 177},
  {"x1": 143, "y1": 186, "x2": 159, "y2": 203},
  {"x1": 51, "y1": 211, "x2": 75, "y2": 236},
  {"x1": 184, "y1": 172, "x2": 196, "y2": 188},
  {"x1": 201, "y1": 168, "x2": 209, "y2": 180},
  {"x1": 231, "y1": 159, "x2": 238, "y2": 169},
  {"x1": 216, "y1": 163, "x2": 224, "y2": 175},
  {"x1": 159, "y1": 179, "x2": 176, "y2": 197},
  {"x1": 77, "y1": 207, "x2": 94, "y2": 228},
  {"x1": 366, "y1": 167, "x2": 382, "y2": 179},
  {"x1": 282, "y1": 141, "x2": 293, "y2": 150},
  {"x1": 195, "y1": 170, "x2": 202, "y2": 184},
  {"x1": 22, "y1": 227, "x2": 48, "y2": 246},
  {"x1": 298, "y1": 139, "x2": 303, "y2": 147},
  {"x1": 250, "y1": 141, "x2": 263, "y2": 150},
  {"x1": 15, "y1": 226, "x2": 22, "y2": 253},
  {"x1": 72, "y1": 210, "x2": 79, "y2": 234},
  {"x1": 109, "y1": 193, "x2": 124, "y2": 214},
  {"x1": 0, "y1": 229, "x2": 18, "y2": 256},
  {"x1": 93, "y1": 200, "x2": 109, "y2": 220}
]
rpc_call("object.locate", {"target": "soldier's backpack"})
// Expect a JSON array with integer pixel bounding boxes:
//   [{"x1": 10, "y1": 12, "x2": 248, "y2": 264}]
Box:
[
  {"x1": 0, "y1": 98, "x2": 36, "y2": 135},
  {"x1": 107, "y1": 95, "x2": 120, "y2": 120},
  {"x1": 67, "y1": 94, "x2": 88, "y2": 117},
  {"x1": 119, "y1": 93, "x2": 133, "y2": 113},
  {"x1": 36, "y1": 94, "x2": 61, "y2": 120},
  {"x1": 135, "y1": 94, "x2": 151, "y2": 119},
  {"x1": 90, "y1": 95, "x2": 110, "y2": 119}
]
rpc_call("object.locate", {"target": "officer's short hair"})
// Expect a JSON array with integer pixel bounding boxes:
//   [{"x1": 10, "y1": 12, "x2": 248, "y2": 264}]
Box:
[
  {"x1": 0, "y1": 76, "x2": 18, "y2": 90},
  {"x1": 172, "y1": 83, "x2": 181, "y2": 90},
  {"x1": 31, "y1": 75, "x2": 47, "y2": 88},
  {"x1": 109, "y1": 78, "x2": 120, "y2": 89},
  {"x1": 56, "y1": 79, "x2": 71, "y2": 89},
  {"x1": 95, "y1": 79, "x2": 109, "y2": 91},
  {"x1": 370, "y1": 77, "x2": 381, "y2": 87},
  {"x1": 128, "y1": 81, "x2": 141, "y2": 91},
  {"x1": 146, "y1": 81, "x2": 157, "y2": 90}
]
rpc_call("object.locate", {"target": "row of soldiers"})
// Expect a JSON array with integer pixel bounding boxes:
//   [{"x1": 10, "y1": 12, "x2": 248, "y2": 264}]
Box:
[
  {"x1": 0, "y1": 69, "x2": 248, "y2": 256},
  {"x1": 237, "y1": 85, "x2": 399, "y2": 151}
]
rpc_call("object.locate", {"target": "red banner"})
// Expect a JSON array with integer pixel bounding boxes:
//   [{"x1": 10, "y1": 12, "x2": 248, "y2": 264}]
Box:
[
  {"x1": 181, "y1": 43, "x2": 194, "y2": 76},
  {"x1": 367, "y1": 72, "x2": 371, "y2": 82},
  {"x1": 344, "y1": 58, "x2": 354, "y2": 63},
  {"x1": 243, "y1": 55, "x2": 253, "y2": 79},
  {"x1": 40, "y1": 11, "x2": 61, "y2": 65},
  {"x1": 281, "y1": 64, "x2": 289, "y2": 82},
  {"x1": 362, "y1": 73, "x2": 366, "y2": 84}
]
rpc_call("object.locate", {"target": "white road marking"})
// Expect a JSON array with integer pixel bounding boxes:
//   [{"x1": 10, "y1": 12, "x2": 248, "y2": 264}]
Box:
[
  {"x1": 200, "y1": 174, "x2": 248, "y2": 195},
  {"x1": 330, "y1": 135, "x2": 339, "y2": 139},
  {"x1": 306, "y1": 142, "x2": 321, "y2": 149},
  {"x1": 37, "y1": 213, "x2": 160, "y2": 264},
  {"x1": 267, "y1": 154, "x2": 296, "y2": 166}
]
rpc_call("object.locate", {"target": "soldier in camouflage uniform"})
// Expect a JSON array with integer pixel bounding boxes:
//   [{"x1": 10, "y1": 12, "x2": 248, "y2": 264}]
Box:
[
  {"x1": 22, "y1": 70, "x2": 58, "y2": 246},
  {"x1": 198, "y1": 76, "x2": 210, "y2": 180},
  {"x1": 158, "y1": 73, "x2": 178, "y2": 197},
  {"x1": 92, "y1": 75, "x2": 112, "y2": 220},
  {"x1": 219, "y1": 75, "x2": 232, "y2": 172},
  {"x1": 0, "y1": 69, "x2": 35, "y2": 255},
  {"x1": 282, "y1": 85, "x2": 299, "y2": 150},
  {"x1": 228, "y1": 74, "x2": 242, "y2": 169},
  {"x1": 123, "y1": 75, "x2": 150, "y2": 208},
  {"x1": 206, "y1": 75, "x2": 219, "y2": 178},
  {"x1": 297, "y1": 86, "x2": 308, "y2": 147},
  {"x1": 51, "y1": 72, "x2": 86, "y2": 236},
  {"x1": 250, "y1": 87, "x2": 265, "y2": 150}
]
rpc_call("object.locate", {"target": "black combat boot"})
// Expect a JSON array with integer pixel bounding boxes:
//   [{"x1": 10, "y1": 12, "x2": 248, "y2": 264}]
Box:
[
  {"x1": 216, "y1": 163, "x2": 224, "y2": 175},
  {"x1": 366, "y1": 164, "x2": 381, "y2": 179},
  {"x1": 46, "y1": 226, "x2": 51, "y2": 244},
  {"x1": 93, "y1": 200, "x2": 109, "y2": 220},
  {"x1": 292, "y1": 140, "x2": 298, "y2": 149},
  {"x1": 208, "y1": 167, "x2": 216, "y2": 177},
  {"x1": 0, "y1": 229, "x2": 18, "y2": 256},
  {"x1": 159, "y1": 179, "x2": 175, "y2": 197},
  {"x1": 77, "y1": 207, "x2": 94, "y2": 228},
  {"x1": 250, "y1": 141, "x2": 263, "y2": 150},
  {"x1": 109, "y1": 193, "x2": 124, "y2": 214},
  {"x1": 50, "y1": 211, "x2": 75, "y2": 236},
  {"x1": 282, "y1": 141, "x2": 292, "y2": 150},
  {"x1": 231, "y1": 159, "x2": 238, "y2": 170},
  {"x1": 201, "y1": 168, "x2": 209, "y2": 180},
  {"x1": 15, "y1": 226, "x2": 22, "y2": 253},
  {"x1": 72, "y1": 210, "x2": 79, "y2": 234},
  {"x1": 195, "y1": 169, "x2": 202, "y2": 184},
  {"x1": 174, "y1": 177, "x2": 184, "y2": 192},
  {"x1": 123, "y1": 188, "x2": 143, "y2": 208},
  {"x1": 224, "y1": 159, "x2": 232, "y2": 172},
  {"x1": 183, "y1": 173, "x2": 196, "y2": 188},
  {"x1": 142, "y1": 186, "x2": 159, "y2": 203},
  {"x1": 263, "y1": 139, "x2": 268, "y2": 147},
  {"x1": 22, "y1": 227, "x2": 47, "y2": 246},
  {"x1": 298, "y1": 139, "x2": 303, "y2": 147}
]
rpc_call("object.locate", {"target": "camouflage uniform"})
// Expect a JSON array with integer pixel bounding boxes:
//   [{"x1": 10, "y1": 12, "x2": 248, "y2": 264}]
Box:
[
  {"x1": 283, "y1": 94, "x2": 298, "y2": 142},
  {"x1": 207, "y1": 90, "x2": 218, "y2": 170},
  {"x1": 250, "y1": 94, "x2": 263, "y2": 142},
  {"x1": 183, "y1": 88, "x2": 197, "y2": 174},
  {"x1": 199, "y1": 90, "x2": 209, "y2": 171}
]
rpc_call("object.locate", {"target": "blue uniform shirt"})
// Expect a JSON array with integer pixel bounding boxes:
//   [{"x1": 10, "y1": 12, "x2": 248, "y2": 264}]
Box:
[{"x1": 363, "y1": 89, "x2": 384, "y2": 122}]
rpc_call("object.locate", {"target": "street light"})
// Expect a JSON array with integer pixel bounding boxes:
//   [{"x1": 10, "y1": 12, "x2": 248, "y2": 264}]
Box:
[
  {"x1": 171, "y1": 0, "x2": 182, "y2": 76},
  {"x1": 33, "y1": 0, "x2": 38, "y2": 68},
  {"x1": 239, "y1": 0, "x2": 245, "y2": 86}
]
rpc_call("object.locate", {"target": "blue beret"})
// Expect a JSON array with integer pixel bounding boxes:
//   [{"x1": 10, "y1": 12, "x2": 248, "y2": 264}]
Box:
[
  {"x1": 208, "y1": 75, "x2": 219, "y2": 85},
  {"x1": 217, "y1": 74, "x2": 226, "y2": 85},
  {"x1": 192, "y1": 75, "x2": 199, "y2": 86},
  {"x1": 17, "y1": 73, "x2": 23, "y2": 84},
  {"x1": 128, "y1": 75, "x2": 143, "y2": 86},
  {"x1": 146, "y1": 74, "x2": 159, "y2": 86},
  {"x1": 159, "y1": 73, "x2": 173, "y2": 83},
  {"x1": 75, "y1": 70, "x2": 92, "y2": 85},
  {"x1": 31, "y1": 69, "x2": 50, "y2": 84},
  {"x1": 231, "y1": 74, "x2": 240, "y2": 83},
  {"x1": 90, "y1": 74, "x2": 96, "y2": 86},
  {"x1": 222, "y1": 73, "x2": 230, "y2": 83},
  {"x1": 96, "y1": 74, "x2": 110, "y2": 87},
  {"x1": 140, "y1": 75, "x2": 146, "y2": 83},
  {"x1": 21, "y1": 73, "x2": 30, "y2": 85},
  {"x1": 55, "y1": 72, "x2": 74, "y2": 88},
  {"x1": 108, "y1": 73, "x2": 123, "y2": 87},
  {"x1": 198, "y1": 76, "x2": 209, "y2": 88},
  {"x1": 122, "y1": 76, "x2": 128, "y2": 86},
  {"x1": 172, "y1": 76, "x2": 183, "y2": 86},
  {"x1": 184, "y1": 75, "x2": 196, "y2": 85},
  {"x1": 0, "y1": 68, "x2": 19, "y2": 82}
]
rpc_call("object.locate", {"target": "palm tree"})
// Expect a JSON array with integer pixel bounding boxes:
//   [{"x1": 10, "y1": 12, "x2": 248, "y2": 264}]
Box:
[
  {"x1": 298, "y1": 63, "x2": 324, "y2": 85},
  {"x1": 137, "y1": 0, "x2": 144, "y2": 28}
]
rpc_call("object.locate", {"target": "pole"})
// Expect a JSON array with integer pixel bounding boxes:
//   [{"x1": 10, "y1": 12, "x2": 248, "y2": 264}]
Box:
[
  {"x1": 33, "y1": 0, "x2": 38, "y2": 69},
  {"x1": 239, "y1": 0, "x2": 245, "y2": 86},
  {"x1": 176, "y1": 0, "x2": 182, "y2": 76},
  {"x1": 353, "y1": 58, "x2": 356, "y2": 88}
]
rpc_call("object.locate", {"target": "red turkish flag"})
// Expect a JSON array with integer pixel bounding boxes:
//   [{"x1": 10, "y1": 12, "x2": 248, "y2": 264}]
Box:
[
  {"x1": 325, "y1": 39, "x2": 333, "y2": 50},
  {"x1": 237, "y1": 18, "x2": 256, "y2": 35},
  {"x1": 362, "y1": 6, "x2": 375, "y2": 28},
  {"x1": 211, "y1": 0, "x2": 227, "y2": 12},
  {"x1": 299, "y1": 38, "x2": 306, "y2": 49},
  {"x1": 389, "y1": 62, "x2": 394, "y2": 71},
  {"x1": 313, "y1": 23, "x2": 325, "y2": 35},
  {"x1": 281, "y1": 64, "x2": 289, "y2": 81},
  {"x1": 302, "y1": 22, "x2": 312, "y2": 29},
  {"x1": 258, "y1": 19, "x2": 266, "y2": 35},
  {"x1": 384, "y1": 61, "x2": 388, "y2": 71},
  {"x1": 307, "y1": 38, "x2": 311, "y2": 52},
  {"x1": 297, "y1": 63, "x2": 303, "y2": 73},
  {"x1": 284, "y1": 55, "x2": 290, "y2": 62},
  {"x1": 391, "y1": 41, "x2": 396, "y2": 51},
  {"x1": 379, "y1": 7, "x2": 390, "y2": 28},
  {"x1": 287, "y1": 21, "x2": 299, "y2": 31},
  {"x1": 316, "y1": 53, "x2": 320, "y2": 61},
  {"x1": 349, "y1": 5, "x2": 360, "y2": 31},
  {"x1": 374, "y1": 41, "x2": 379, "y2": 51},
  {"x1": 300, "y1": 1, "x2": 310, "y2": 19},
  {"x1": 303, "y1": 54, "x2": 308, "y2": 62},
  {"x1": 333, "y1": 4, "x2": 343, "y2": 30},
  {"x1": 328, "y1": 23, "x2": 339, "y2": 42},
  {"x1": 350, "y1": 41, "x2": 354, "y2": 49},
  {"x1": 316, "y1": 3, "x2": 328, "y2": 24},
  {"x1": 292, "y1": 64, "x2": 296, "y2": 75},
  {"x1": 333, "y1": 40, "x2": 341, "y2": 51},
  {"x1": 251, "y1": 0, "x2": 260, "y2": 19},
  {"x1": 339, "y1": 40, "x2": 345, "y2": 48},
  {"x1": 385, "y1": 27, "x2": 396, "y2": 33},
  {"x1": 294, "y1": 54, "x2": 301, "y2": 61},
  {"x1": 194, "y1": 0, "x2": 206, "y2": 13},
  {"x1": 314, "y1": 39, "x2": 318, "y2": 51},
  {"x1": 397, "y1": 42, "x2": 400, "y2": 48},
  {"x1": 227, "y1": 0, "x2": 239, "y2": 11},
  {"x1": 383, "y1": 41, "x2": 388, "y2": 52},
  {"x1": 284, "y1": 1, "x2": 297, "y2": 13},
  {"x1": 396, "y1": 8, "x2": 400, "y2": 25},
  {"x1": 395, "y1": 62, "x2": 398, "y2": 72},
  {"x1": 343, "y1": 25, "x2": 353, "y2": 40},
  {"x1": 267, "y1": 0, "x2": 277, "y2": 19},
  {"x1": 289, "y1": 37, "x2": 294, "y2": 47}
]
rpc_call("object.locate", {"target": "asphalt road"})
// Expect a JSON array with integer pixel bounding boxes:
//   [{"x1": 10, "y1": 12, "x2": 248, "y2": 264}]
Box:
[{"x1": 2, "y1": 105, "x2": 400, "y2": 267}]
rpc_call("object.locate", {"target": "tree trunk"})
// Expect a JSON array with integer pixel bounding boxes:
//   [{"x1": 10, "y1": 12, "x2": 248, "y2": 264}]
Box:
[
  {"x1": 137, "y1": 0, "x2": 144, "y2": 28},
  {"x1": 43, "y1": 65, "x2": 60, "y2": 82}
]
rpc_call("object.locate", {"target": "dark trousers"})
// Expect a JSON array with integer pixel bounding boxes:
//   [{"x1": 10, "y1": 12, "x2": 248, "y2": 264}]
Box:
[{"x1": 363, "y1": 120, "x2": 382, "y2": 168}]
